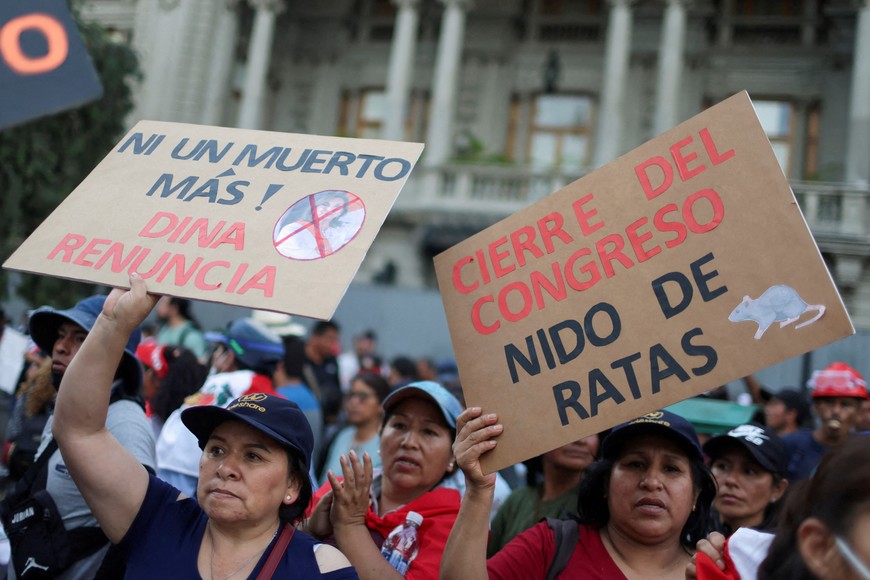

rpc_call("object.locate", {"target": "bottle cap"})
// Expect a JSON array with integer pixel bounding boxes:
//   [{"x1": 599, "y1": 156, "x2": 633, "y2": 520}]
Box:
[{"x1": 405, "y1": 511, "x2": 423, "y2": 526}]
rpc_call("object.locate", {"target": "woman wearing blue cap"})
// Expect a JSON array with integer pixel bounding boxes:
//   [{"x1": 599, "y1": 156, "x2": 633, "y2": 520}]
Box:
[
  {"x1": 303, "y1": 379, "x2": 464, "y2": 579},
  {"x1": 442, "y1": 408, "x2": 716, "y2": 579},
  {"x1": 50, "y1": 274, "x2": 357, "y2": 579}
]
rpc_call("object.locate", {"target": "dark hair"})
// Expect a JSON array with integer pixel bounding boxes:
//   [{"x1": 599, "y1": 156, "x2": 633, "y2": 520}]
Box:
[
  {"x1": 281, "y1": 336, "x2": 306, "y2": 378},
  {"x1": 577, "y1": 436, "x2": 716, "y2": 549},
  {"x1": 759, "y1": 437, "x2": 870, "y2": 580},
  {"x1": 351, "y1": 371, "x2": 391, "y2": 404},
  {"x1": 151, "y1": 347, "x2": 208, "y2": 422},
  {"x1": 168, "y1": 298, "x2": 199, "y2": 327},
  {"x1": 391, "y1": 356, "x2": 419, "y2": 382},
  {"x1": 312, "y1": 320, "x2": 339, "y2": 336},
  {"x1": 525, "y1": 430, "x2": 610, "y2": 487},
  {"x1": 279, "y1": 448, "x2": 313, "y2": 524}
]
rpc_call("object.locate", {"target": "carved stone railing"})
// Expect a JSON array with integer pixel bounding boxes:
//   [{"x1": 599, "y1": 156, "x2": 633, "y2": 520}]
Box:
[
  {"x1": 396, "y1": 165, "x2": 870, "y2": 243},
  {"x1": 791, "y1": 181, "x2": 870, "y2": 239}
]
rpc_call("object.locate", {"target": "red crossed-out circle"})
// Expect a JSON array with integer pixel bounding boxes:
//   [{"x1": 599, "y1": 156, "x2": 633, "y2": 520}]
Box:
[{"x1": 273, "y1": 190, "x2": 366, "y2": 261}]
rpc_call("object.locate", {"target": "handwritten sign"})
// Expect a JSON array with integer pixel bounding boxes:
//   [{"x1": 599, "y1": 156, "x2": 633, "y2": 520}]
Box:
[
  {"x1": 0, "y1": 0, "x2": 103, "y2": 130},
  {"x1": 4, "y1": 121, "x2": 424, "y2": 320},
  {"x1": 434, "y1": 92, "x2": 854, "y2": 473}
]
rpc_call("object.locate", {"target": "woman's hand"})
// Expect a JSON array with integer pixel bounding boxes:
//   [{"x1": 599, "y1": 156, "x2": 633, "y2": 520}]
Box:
[
  {"x1": 453, "y1": 407, "x2": 502, "y2": 492},
  {"x1": 686, "y1": 532, "x2": 727, "y2": 579},
  {"x1": 101, "y1": 273, "x2": 159, "y2": 334},
  {"x1": 305, "y1": 491, "x2": 335, "y2": 540},
  {"x1": 328, "y1": 450, "x2": 373, "y2": 530}
]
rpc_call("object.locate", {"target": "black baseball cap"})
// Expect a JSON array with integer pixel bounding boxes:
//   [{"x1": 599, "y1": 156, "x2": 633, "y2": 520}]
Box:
[
  {"x1": 703, "y1": 423, "x2": 788, "y2": 478},
  {"x1": 182, "y1": 393, "x2": 314, "y2": 471},
  {"x1": 602, "y1": 409, "x2": 703, "y2": 462}
]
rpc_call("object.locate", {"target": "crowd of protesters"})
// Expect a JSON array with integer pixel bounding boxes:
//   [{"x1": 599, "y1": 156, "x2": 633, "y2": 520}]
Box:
[{"x1": 0, "y1": 287, "x2": 867, "y2": 579}]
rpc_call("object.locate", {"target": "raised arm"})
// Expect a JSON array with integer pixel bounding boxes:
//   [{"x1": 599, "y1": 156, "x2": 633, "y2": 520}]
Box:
[
  {"x1": 440, "y1": 407, "x2": 502, "y2": 580},
  {"x1": 51, "y1": 273, "x2": 158, "y2": 543},
  {"x1": 327, "y1": 451, "x2": 406, "y2": 580}
]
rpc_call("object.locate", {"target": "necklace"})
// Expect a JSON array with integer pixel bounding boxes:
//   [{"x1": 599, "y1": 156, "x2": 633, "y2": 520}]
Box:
[{"x1": 208, "y1": 523, "x2": 277, "y2": 580}]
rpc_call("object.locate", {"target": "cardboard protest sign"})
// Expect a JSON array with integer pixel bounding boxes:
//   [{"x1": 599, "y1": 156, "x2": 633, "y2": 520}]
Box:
[
  {"x1": 4, "y1": 122, "x2": 424, "y2": 319},
  {"x1": 0, "y1": 0, "x2": 103, "y2": 130},
  {"x1": 0, "y1": 327, "x2": 28, "y2": 395},
  {"x1": 434, "y1": 91, "x2": 853, "y2": 473}
]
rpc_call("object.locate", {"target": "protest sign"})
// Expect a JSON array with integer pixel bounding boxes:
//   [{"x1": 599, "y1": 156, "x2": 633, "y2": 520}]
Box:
[
  {"x1": 434, "y1": 91, "x2": 854, "y2": 473},
  {"x1": 0, "y1": 327, "x2": 28, "y2": 395},
  {"x1": 4, "y1": 121, "x2": 424, "y2": 320},
  {"x1": 0, "y1": 0, "x2": 103, "y2": 130}
]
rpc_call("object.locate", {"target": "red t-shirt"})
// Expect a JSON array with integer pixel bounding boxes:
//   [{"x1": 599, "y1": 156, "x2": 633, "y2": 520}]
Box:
[
  {"x1": 311, "y1": 481, "x2": 461, "y2": 580},
  {"x1": 486, "y1": 523, "x2": 626, "y2": 580}
]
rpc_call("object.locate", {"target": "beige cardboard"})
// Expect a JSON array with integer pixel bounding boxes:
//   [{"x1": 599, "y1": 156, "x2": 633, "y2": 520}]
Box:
[
  {"x1": 434, "y1": 92, "x2": 854, "y2": 473},
  {"x1": 4, "y1": 121, "x2": 424, "y2": 319}
]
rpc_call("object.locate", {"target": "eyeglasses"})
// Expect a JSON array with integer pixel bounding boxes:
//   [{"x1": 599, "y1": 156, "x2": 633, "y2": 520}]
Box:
[
  {"x1": 345, "y1": 391, "x2": 374, "y2": 402},
  {"x1": 835, "y1": 535, "x2": 870, "y2": 580}
]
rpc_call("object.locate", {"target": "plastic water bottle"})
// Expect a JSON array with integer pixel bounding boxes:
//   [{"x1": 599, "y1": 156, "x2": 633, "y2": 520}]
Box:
[{"x1": 379, "y1": 511, "x2": 423, "y2": 575}]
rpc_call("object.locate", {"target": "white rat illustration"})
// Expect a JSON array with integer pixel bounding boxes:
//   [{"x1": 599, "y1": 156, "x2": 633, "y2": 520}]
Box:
[{"x1": 728, "y1": 285, "x2": 826, "y2": 340}]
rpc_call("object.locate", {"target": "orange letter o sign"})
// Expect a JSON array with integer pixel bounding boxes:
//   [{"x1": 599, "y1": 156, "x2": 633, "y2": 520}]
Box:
[{"x1": 0, "y1": 13, "x2": 69, "y2": 75}]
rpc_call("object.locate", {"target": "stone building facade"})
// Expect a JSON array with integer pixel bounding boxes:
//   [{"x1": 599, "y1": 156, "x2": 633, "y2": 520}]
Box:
[{"x1": 83, "y1": 0, "x2": 870, "y2": 327}]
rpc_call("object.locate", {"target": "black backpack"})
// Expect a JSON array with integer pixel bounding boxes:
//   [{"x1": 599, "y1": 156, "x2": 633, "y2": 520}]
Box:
[{"x1": 0, "y1": 391, "x2": 142, "y2": 578}]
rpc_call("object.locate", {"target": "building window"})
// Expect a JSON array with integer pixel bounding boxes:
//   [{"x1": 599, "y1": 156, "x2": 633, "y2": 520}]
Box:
[
  {"x1": 357, "y1": 90, "x2": 387, "y2": 139},
  {"x1": 754, "y1": 100, "x2": 793, "y2": 175},
  {"x1": 339, "y1": 89, "x2": 428, "y2": 140},
  {"x1": 526, "y1": 94, "x2": 595, "y2": 170}
]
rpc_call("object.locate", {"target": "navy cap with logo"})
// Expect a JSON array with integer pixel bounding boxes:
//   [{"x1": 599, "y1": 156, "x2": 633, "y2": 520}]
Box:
[
  {"x1": 602, "y1": 409, "x2": 704, "y2": 462},
  {"x1": 181, "y1": 393, "x2": 314, "y2": 471},
  {"x1": 29, "y1": 295, "x2": 142, "y2": 391},
  {"x1": 703, "y1": 423, "x2": 788, "y2": 477}
]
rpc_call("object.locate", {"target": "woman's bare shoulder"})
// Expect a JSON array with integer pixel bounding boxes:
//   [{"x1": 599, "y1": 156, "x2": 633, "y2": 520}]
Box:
[{"x1": 315, "y1": 543, "x2": 353, "y2": 573}]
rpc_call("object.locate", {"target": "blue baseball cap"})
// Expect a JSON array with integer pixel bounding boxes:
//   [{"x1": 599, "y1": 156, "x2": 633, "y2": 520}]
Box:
[
  {"x1": 205, "y1": 318, "x2": 284, "y2": 374},
  {"x1": 29, "y1": 295, "x2": 142, "y2": 391},
  {"x1": 382, "y1": 380, "x2": 463, "y2": 429},
  {"x1": 602, "y1": 409, "x2": 703, "y2": 462},
  {"x1": 182, "y1": 393, "x2": 314, "y2": 471}
]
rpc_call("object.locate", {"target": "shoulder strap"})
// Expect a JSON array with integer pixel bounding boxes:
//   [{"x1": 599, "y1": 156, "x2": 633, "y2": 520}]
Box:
[
  {"x1": 256, "y1": 523, "x2": 295, "y2": 579},
  {"x1": 545, "y1": 518, "x2": 579, "y2": 580},
  {"x1": 0, "y1": 437, "x2": 59, "y2": 515},
  {"x1": 178, "y1": 324, "x2": 191, "y2": 348}
]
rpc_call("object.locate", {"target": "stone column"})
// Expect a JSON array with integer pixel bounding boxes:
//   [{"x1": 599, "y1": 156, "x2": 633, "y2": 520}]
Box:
[
  {"x1": 237, "y1": 0, "x2": 285, "y2": 130},
  {"x1": 846, "y1": 0, "x2": 870, "y2": 184},
  {"x1": 424, "y1": 0, "x2": 472, "y2": 167},
  {"x1": 202, "y1": 0, "x2": 241, "y2": 126},
  {"x1": 594, "y1": 0, "x2": 635, "y2": 167},
  {"x1": 653, "y1": 0, "x2": 688, "y2": 136},
  {"x1": 383, "y1": 0, "x2": 421, "y2": 141}
]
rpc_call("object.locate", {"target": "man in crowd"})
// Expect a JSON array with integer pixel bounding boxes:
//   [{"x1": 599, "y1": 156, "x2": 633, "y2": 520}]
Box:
[
  {"x1": 337, "y1": 329, "x2": 383, "y2": 391},
  {"x1": 2, "y1": 295, "x2": 155, "y2": 579},
  {"x1": 303, "y1": 320, "x2": 342, "y2": 426},
  {"x1": 783, "y1": 361, "x2": 868, "y2": 480},
  {"x1": 274, "y1": 335, "x2": 323, "y2": 464},
  {"x1": 763, "y1": 388, "x2": 810, "y2": 437},
  {"x1": 154, "y1": 296, "x2": 208, "y2": 361}
]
